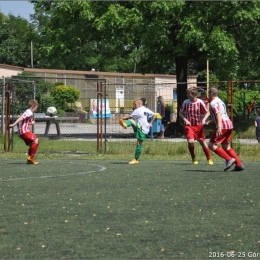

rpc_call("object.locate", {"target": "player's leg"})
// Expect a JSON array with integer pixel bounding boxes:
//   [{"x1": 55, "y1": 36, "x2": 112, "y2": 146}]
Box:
[
  {"x1": 185, "y1": 126, "x2": 197, "y2": 164},
  {"x1": 27, "y1": 133, "x2": 39, "y2": 165},
  {"x1": 129, "y1": 125, "x2": 145, "y2": 164},
  {"x1": 197, "y1": 125, "x2": 213, "y2": 165},
  {"x1": 129, "y1": 119, "x2": 137, "y2": 132},
  {"x1": 222, "y1": 141, "x2": 244, "y2": 171},
  {"x1": 119, "y1": 118, "x2": 136, "y2": 130},
  {"x1": 187, "y1": 139, "x2": 198, "y2": 164},
  {"x1": 20, "y1": 133, "x2": 39, "y2": 165},
  {"x1": 208, "y1": 129, "x2": 237, "y2": 170},
  {"x1": 198, "y1": 140, "x2": 213, "y2": 165}
]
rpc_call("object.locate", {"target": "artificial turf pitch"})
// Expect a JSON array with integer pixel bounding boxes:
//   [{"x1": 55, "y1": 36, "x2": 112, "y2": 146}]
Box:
[{"x1": 0, "y1": 158, "x2": 259, "y2": 259}]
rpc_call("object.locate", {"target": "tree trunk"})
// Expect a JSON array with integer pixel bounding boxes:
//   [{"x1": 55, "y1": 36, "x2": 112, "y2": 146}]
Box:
[{"x1": 175, "y1": 56, "x2": 188, "y2": 126}]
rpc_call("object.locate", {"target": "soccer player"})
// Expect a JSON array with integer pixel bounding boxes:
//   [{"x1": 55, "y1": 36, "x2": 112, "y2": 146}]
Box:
[
  {"x1": 119, "y1": 97, "x2": 147, "y2": 132},
  {"x1": 9, "y1": 100, "x2": 40, "y2": 165},
  {"x1": 179, "y1": 86, "x2": 213, "y2": 165},
  {"x1": 119, "y1": 98, "x2": 156, "y2": 164},
  {"x1": 202, "y1": 87, "x2": 244, "y2": 171},
  {"x1": 200, "y1": 90, "x2": 210, "y2": 107}
]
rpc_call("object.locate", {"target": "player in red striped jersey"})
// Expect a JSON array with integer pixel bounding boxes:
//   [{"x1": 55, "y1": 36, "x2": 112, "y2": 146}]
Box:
[
  {"x1": 202, "y1": 87, "x2": 244, "y2": 171},
  {"x1": 179, "y1": 87, "x2": 213, "y2": 165},
  {"x1": 200, "y1": 90, "x2": 210, "y2": 108},
  {"x1": 9, "y1": 100, "x2": 40, "y2": 165}
]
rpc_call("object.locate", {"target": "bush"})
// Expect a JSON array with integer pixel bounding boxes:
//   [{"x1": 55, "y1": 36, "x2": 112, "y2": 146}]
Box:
[{"x1": 51, "y1": 85, "x2": 80, "y2": 111}]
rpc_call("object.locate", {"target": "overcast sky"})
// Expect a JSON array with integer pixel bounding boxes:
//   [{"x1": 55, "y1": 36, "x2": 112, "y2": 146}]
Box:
[{"x1": 0, "y1": 0, "x2": 34, "y2": 20}]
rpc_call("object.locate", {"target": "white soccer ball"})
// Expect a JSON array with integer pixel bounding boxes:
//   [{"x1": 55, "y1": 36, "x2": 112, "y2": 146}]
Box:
[{"x1": 46, "y1": 106, "x2": 57, "y2": 117}]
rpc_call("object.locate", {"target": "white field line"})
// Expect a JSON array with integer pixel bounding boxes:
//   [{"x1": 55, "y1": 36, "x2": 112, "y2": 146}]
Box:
[{"x1": 0, "y1": 162, "x2": 106, "y2": 182}]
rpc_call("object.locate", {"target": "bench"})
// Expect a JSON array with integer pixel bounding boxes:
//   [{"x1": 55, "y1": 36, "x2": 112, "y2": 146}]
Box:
[
  {"x1": 10, "y1": 115, "x2": 79, "y2": 138},
  {"x1": 36, "y1": 116, "x2": 79, "y2": 138}
]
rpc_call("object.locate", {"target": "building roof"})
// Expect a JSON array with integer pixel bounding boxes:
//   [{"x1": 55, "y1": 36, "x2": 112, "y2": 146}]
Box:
[{"x1": 0, "y1": 63, "x2": 197, "y2": 79}]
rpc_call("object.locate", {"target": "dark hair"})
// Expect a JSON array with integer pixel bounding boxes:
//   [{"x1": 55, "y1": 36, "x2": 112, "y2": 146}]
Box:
[{"x1": 141, "y1": 97, "x2": 146, "y2": 105}]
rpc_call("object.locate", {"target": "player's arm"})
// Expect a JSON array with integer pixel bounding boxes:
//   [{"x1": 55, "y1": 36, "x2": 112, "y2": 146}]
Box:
[
  {"x1": 215, "y1": 112, "x2": 222, "y2": 136},
  {"x1": 202, "y1": 111, "x2": 211, "y2": 125},
  {"x1": 9, "y1": 116, "x2": 24, "y2": 128},
  {"x1": 179, "y1": 110, "x2": 190, "y2": 126},
  {"x1": 149, "y1": 113, "x2": 156, "y2": 126}
]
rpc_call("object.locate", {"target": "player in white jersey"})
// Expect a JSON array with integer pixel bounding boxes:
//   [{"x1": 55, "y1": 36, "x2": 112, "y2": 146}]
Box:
[
  {"x1": 9, "y1": 100, "x2": 40, "y2": 165},
  {"x1": 119, "y1": 99, "x2": 156, "y2": 164},
  {"x1": 202, "y1": 87, "x2": 244, "y2": 171},
  {"x1": 119, "y1": 97, "x2": 147, "y2": 132}
]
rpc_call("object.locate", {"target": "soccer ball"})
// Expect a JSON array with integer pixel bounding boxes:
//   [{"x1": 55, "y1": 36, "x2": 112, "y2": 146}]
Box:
[{"x1": 46, "y1": 106, "x2": 57, "y2": 117}]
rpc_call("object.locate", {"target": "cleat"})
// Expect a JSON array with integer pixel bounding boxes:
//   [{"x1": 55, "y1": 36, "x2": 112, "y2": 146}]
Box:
[
  {"x1": 119, "y1": 119, "x2": 127, "y2": 129},
  {"x1": 27, "y1": 156, "x2": 39, "y2": 165},
  {"x1": 128, "y1": 159, "x2": 139, "y2": 165},
  {"x1": 232, "y1": 165, "x2": 245, "y2": 171},
  {"x1": 192, "y1": 157, "x2": 198, "y2": 165},
  {"x1": 224, "y1": 158, "x2": 235, "y2": 171},
  {"x1": 208, "y1": 159, "x2": 214, "y2": 165}
]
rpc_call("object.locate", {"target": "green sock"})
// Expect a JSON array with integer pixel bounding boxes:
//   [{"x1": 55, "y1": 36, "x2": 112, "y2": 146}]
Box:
[
  {"x1": 135, "y1": 145, "x2": 142, "y2": 160},
  {"x1": 125, "y1": 120, "x2": 132, "y2": 127}
]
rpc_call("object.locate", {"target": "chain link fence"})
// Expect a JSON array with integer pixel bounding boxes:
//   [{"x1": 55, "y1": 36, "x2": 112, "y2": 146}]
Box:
[
  {"x1": 2, "y1": 77, "x2": 260, "y2": 154},
  {"x1": 0, "y1": 76, "x2": 181, "y2": 154}
]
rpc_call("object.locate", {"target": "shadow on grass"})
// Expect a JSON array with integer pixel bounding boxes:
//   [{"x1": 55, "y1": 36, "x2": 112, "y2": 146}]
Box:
[{"x1": 185, "y1": 169, "x2": 219, "y2": 173}]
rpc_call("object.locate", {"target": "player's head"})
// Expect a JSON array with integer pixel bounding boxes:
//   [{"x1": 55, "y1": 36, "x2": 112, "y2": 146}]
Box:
[
  {"x1": 200, "y1": 91, "x2": 206, "y2": 98},
  {"x1": 208, "y1": 87, "x2": 218, "y2": 100},
  {"x1": 134, "y1": 98, "x2": 143, "y2": 108},
  {"x1": 28, "y1": 100, "x2": 39, "y2": 111},
  {"x1": 157, "y1": 96, "x2": 164, "y2": 103},
  {"x1": 186, "y1": 87, "x2": 198, "y2": 100},
  {"x1": 141, "y1": 97, "x2": 147, "y2": 107}
]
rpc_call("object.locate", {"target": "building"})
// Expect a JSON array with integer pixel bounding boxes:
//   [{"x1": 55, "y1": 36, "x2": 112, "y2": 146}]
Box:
[{"x1": 1, "y1": 64, "x2": 197, "y2": 113}]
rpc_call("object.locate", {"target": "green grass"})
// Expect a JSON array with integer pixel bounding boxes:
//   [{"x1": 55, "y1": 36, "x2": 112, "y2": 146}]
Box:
[
  {"x1": 0, "y1": 116, "x2": 260, "y2": 259},
  {"x1": 1, "y1": 133, "x2": 260, "y2": 163},
  {"x1": 0, "y1": 159, "x2": 259, "y2": 259}
]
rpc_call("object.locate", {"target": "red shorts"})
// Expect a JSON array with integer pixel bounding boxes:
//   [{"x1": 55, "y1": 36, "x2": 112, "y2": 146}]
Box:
[
  {"x1": 184, "y1": 125, "x2": 205, "y2": 141},
  {"x1": 20, "y1": 132, "x2": 38, "y2": 146},
  {"x1": 209, "y1": 128, "x2": 232, "y2": 144}
]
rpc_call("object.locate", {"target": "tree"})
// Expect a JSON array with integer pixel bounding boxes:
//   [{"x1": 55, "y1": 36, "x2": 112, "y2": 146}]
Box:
[
  {"x1": 30, "y1": 1, "x2": 135, "y2": 71},
  {"x1": 0, "y1": 13, "x2": 36, "y2": 67},
  {"x1": 93, "y1": 1, "x2": 260, "y2": 123},
  {"x1": 17, "y1": 1, "x2": 260, "y2": 123},
  {"x1": 9, "y1": 72, "x2": 55, "y2": 114}
]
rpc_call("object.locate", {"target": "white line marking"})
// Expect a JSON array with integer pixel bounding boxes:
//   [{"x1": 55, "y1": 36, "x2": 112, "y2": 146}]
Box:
[{"x1": 0, "y1": 163, "x2": 106, "y2": 182}]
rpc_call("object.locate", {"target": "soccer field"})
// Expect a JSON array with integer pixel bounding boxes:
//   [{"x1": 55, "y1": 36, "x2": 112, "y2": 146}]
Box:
[{"x1": 0, "y1": 158, "x2": 259, "y2": 259}]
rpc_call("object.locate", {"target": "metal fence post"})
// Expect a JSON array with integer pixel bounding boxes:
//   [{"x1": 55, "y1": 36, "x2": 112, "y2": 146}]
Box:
[
  {"x1": 1, "y1": 76, "x2": 5, "y2": 134},
  {"x1": 97, "y1": 81, "x2": 103, "y2": 152}
]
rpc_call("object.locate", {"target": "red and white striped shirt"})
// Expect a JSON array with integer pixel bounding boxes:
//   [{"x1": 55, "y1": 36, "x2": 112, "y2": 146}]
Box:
[
  {"x1": 18, "y1": 109, "x2": 34, "y2": 135},
  {"x1": 180, "y1": 98, "x2": 208, "y2": 126},
  {"x1": 201, "y1": 97, "x2": 210, "y2": 107},
  {"x1": 209, "y1": 97, "x2": 233, "y2": 129}
]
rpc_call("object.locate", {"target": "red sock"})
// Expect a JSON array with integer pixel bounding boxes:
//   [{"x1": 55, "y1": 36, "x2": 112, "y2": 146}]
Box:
[
  {"x1": 226, "y1": 148, "x2": 242, "y2": 166},
  {"x1": 214, "y1": 147, "x2": 232, "y2": 160},
  {"x1": 29, "y1": 143, "x2": 39, "y2": 159},
  {"x1": 203, "y1": 147, "x2": 211, "y2": 160},
  {"x1": 188, "y1": 145, "x2": 195, "y2": 157}
]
